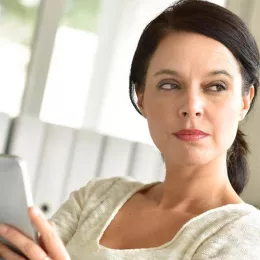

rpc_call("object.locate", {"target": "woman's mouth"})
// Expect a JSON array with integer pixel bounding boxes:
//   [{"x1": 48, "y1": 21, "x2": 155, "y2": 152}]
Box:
[
  {"x1": 173, "y1": 129, "x2": 209, "y2": 142},
  {"x1": 173, "y1": 134, "x2": 208, "y2": 141}
]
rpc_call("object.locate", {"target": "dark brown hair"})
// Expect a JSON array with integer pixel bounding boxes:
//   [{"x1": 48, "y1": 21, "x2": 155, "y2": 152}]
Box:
[{"x1": 129, "y1": 0, "x2": 260, "y2": 194}]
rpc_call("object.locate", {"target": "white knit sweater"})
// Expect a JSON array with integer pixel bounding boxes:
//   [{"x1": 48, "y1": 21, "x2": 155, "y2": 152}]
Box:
[{"x1": 51, "y1": 177, "x2": 260, "y2": 260}]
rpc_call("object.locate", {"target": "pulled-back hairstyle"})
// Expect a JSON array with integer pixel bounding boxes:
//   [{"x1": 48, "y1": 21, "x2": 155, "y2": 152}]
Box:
[{"x1": 129, "y1": 0, "x2": 260, "y2": 194}]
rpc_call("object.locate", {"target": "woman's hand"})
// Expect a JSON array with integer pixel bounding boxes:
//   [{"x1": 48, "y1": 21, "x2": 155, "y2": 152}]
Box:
[{"x1": 0, "y1": 207, "x2": 70, "y2": 260}]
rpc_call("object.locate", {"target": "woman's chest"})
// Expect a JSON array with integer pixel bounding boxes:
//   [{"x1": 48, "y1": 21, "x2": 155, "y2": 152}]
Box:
[{"x1": 99, "y1": 199, "x2": 194, "y2": 250}]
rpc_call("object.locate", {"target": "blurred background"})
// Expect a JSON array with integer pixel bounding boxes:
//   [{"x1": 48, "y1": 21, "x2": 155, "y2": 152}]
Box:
[{"x1": 0, "y1": 0, "x2": 259, "y2": 217}]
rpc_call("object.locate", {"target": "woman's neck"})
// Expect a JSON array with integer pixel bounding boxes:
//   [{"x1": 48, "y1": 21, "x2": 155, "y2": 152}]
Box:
[{"x1": 145, "y1": 158, "x2": 244, "y2": 215}]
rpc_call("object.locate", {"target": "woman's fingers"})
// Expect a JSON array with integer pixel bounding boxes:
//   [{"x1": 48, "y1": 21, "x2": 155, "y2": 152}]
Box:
[
  {"x1": 0, "y1": 242, "x2": 27, "y2": 260},
  {"x1": 38, "y1": 222, "x2": 56, "y2": 251},
  {"x1": 0, "y1": 208, "x2": 69, "y2": 260},
  {"x1": 28, "y1": 207, "x2": 70, "y2": 260},
  {"x1": 0, "y1": 224, "x2": 48, "y2": 260}
]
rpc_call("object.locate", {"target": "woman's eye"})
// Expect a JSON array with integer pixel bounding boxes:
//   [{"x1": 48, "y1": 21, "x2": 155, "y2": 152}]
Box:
[
  {"x1": 207, "y1": 84, "x2": 227, "y2": 92},
  {"x1": 159, "y1": 83, "x2": 179, "y2": 90}
]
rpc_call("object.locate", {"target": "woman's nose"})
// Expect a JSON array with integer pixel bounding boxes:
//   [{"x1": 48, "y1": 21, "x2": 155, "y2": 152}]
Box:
[{"x1": 178, "y1": 96, "x2": 204, "y2": 119}]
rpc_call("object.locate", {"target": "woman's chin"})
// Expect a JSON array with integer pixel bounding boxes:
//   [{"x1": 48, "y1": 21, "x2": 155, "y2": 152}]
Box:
[{"x1": 165, "y1": 152, "x2": 214, "y2": 166}]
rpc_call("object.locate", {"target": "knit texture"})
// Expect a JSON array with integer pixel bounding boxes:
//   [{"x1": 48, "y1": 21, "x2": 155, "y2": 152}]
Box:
[{"x1": 51, "y1": 177, "x2": 260, "y2": 260}]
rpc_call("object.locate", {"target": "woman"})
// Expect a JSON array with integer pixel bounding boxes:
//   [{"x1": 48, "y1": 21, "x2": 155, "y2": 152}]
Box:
[{"x1": 0, "y1": 0, "x2": 260, "y2": 259}]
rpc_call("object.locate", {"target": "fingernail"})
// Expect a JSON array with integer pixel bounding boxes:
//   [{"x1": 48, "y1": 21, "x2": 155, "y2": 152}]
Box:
[
  {"x1": 32, "y1": 207, "x2": 42, "y2": 216},
  {"x1": 0, "y1": 224, "x2": 8, "y2": 234},
  {"x1": 49, "y1": 221, "x2": 55, "y2": 227}
]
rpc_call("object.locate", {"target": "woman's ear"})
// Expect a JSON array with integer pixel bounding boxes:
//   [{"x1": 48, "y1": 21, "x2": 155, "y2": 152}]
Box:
[
  {"x1": 240, "y1": 86, "x2": 255, "y2": 120},
  {"x1": 136, "y1": 90, "x2": 147, "y2": 118}
]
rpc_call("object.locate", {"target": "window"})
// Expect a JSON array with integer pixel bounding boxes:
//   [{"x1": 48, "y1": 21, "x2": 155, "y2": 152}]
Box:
[
  {"x1": 40, "y1": 0, "x2": 101, "y2": 128},
  {"x1": 0, "y1": 0, "x2": 39, "y2": 116}
]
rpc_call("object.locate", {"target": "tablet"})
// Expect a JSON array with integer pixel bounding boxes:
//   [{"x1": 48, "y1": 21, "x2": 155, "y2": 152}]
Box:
[{"x1": 0, "y1": 155, "x2": 38, "y2": 257}]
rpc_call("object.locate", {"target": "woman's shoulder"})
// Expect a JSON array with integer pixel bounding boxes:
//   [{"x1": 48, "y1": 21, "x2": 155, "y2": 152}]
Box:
[
  {"x1": 79, "y1": 176, "x2": 145, "y2": 204},
  {"x1": 50, "y1": 176, "x2": 145, "y2": 244},
  {"x1": 193, "y1": 204, "x2": 260, "y2": 259},
  {"x1": 229, "y1": 205, "x2": 260, "y2": 234},
  {"x1": 55, "y1": 176, "x2": 145, "y2": 215},
  {"x1": 208, "y1": 203, "x2": 260, "y2": 239},
  {"x1": 85, "y1": 175, "x2": 143, "y2": 192},
  {"x1": 224, "y1": 204, "x2": 260, "y2": 230}
]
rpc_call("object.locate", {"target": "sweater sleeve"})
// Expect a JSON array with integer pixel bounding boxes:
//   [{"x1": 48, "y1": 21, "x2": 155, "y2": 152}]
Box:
[
  {"x1": 49, "y1": 178, "x2": 97, "y2": 245},
  {"x1": 192, "y1": 211, "x2": 260, "y2": 260}
]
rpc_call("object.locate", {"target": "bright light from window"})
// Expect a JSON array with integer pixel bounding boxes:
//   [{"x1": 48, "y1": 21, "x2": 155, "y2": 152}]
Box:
[
  {"x1": 40, "y1": 27, "x2": 98, "y2": 128},
  {"x1": 210, "y1": 0, "x2": 226, "y2": 7},
  {"x1": 19, "y1": 0, "x2": 40, "y2": 8}
]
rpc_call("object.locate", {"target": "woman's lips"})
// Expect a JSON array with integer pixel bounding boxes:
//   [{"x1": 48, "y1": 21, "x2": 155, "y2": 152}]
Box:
[
  {"x1": 174, "y1": 134, "x2": 208, "y2": 141},
  {"x1": 173, "y1": 129, "x2": 209, "y2": 141},
  {"x1": 174, "y1": 129, "x2": 208, "y2": 135}
]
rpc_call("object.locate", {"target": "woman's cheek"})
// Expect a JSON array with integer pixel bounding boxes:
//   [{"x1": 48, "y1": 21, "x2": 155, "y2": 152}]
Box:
[{"x1": 216, "y1": 105, "x2": 240, "y2": 146}]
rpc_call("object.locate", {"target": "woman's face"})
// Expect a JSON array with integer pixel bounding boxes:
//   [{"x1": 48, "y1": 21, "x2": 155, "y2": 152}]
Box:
[{"x1": 137, "y1": 32, "x2": 254, "y2": 166}]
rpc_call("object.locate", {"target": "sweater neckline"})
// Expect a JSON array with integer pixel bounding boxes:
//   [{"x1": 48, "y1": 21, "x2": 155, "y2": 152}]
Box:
[{"x1": 96, "y1": 180, "x2": 256, "y2": 253}]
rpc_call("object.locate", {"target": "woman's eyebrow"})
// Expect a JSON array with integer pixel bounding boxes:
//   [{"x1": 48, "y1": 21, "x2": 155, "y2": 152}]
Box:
[
  {"x1": 154, "y1": 69, "x2": 180, "y2": 77},
  {"x1": 207, "y1": 70, "x2": 233, "y2": 79},
  {"x1": 154, "y1": 69, "x2": 234, "y2": 79}
]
